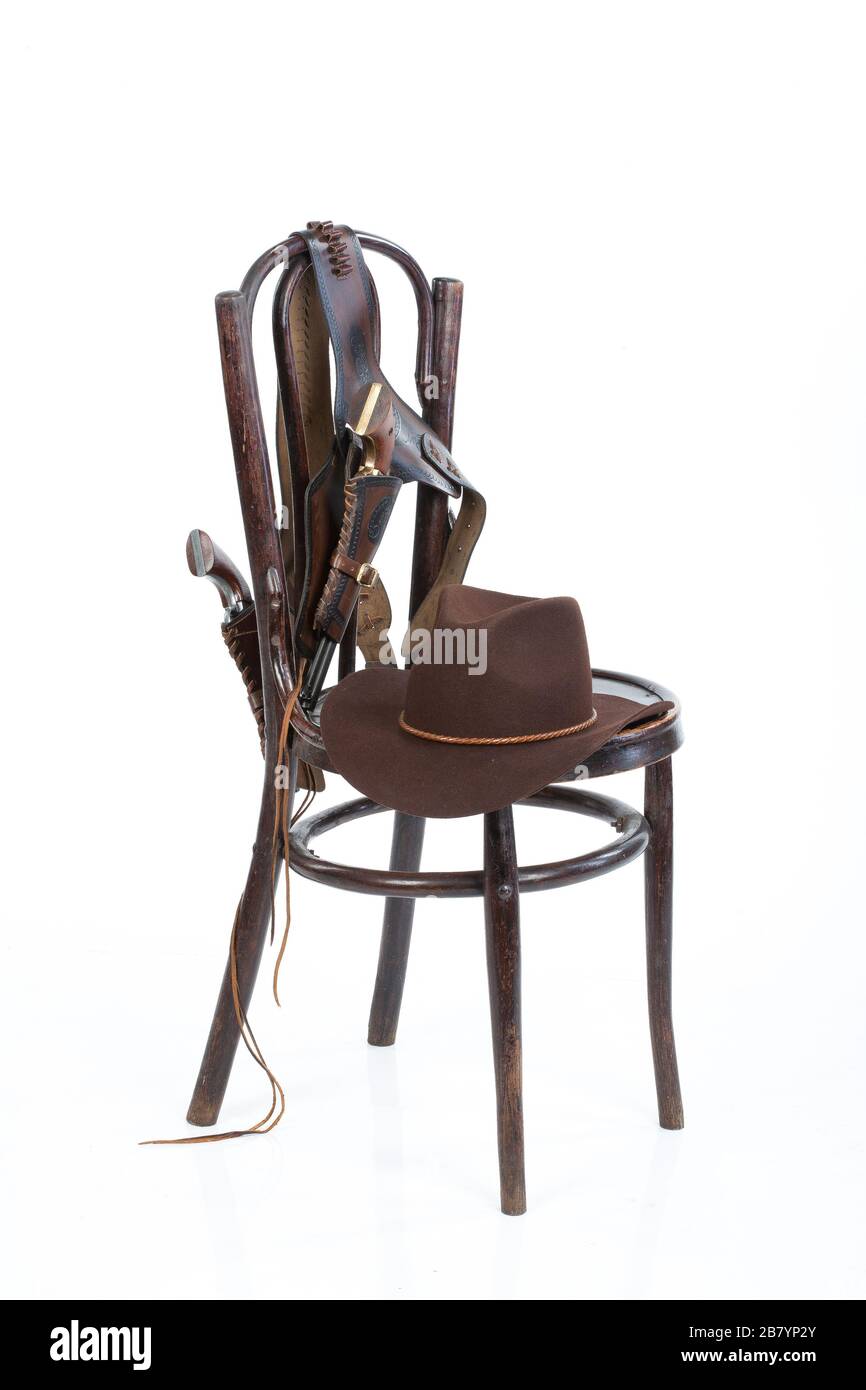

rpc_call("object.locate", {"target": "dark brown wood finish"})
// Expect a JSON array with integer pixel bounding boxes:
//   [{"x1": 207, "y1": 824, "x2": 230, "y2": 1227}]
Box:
[
  {"x1": 407, "y1": 279, "x2": 463, "y2": 619},
  {"x1": 186, "y1": 292, "x2": 296, "y2": 1126},
  {"x1": 367, "y1": 812, "x2": 426, "y2": 1046},
  {"x1": 289, "y1": 785, "x2": 650, "y2": 898},
  {"x1": 181, "y1": 228, "x2": 685, "y2": 1212},
  {"x1": 484, "y1": 806, "x2": 526, "y2": 1216},
  {"x1": 366, "y1": 277, "x2": 464, "y2": 1044},
  {"x1": 644, "y1": 757, "x2": 684, "y2": 1129},
  {"x1": 186, "y1": 757, "x2": 295, "y2": 1126},
  {"x1": 186, "y1": 240, "x2": 441, "y2": 1127}
]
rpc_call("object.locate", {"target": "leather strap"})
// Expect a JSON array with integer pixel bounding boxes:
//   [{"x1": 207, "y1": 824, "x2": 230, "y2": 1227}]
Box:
[
  {"x1": 299, "y1": 222, "x2": 486, "y2": 643},
  {"x1": 408, "y1": 487, "x2": 486, "y2": 638},
  {"x1": 277, "y1": 263, "x2": 334, "y2": 614},
  {"x1": 303, "y1": 223, "x2": 471, "y2": 494},
  {"x1": 330, "y1": 552, "x2": 378, "y2": 584}
]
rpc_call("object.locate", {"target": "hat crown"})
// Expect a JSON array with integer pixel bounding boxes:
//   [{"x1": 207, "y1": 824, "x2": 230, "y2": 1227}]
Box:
[{"x1": 402, "y1": 587, "x2": 594, "y2": 742}]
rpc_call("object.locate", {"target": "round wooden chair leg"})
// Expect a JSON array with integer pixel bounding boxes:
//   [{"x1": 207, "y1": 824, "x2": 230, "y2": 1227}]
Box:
[
  {"x1": 186, "y1": 761, "x2": 293, "y2": 1127},
  {"x1": 644, "y1": 757, "x2": 684, "y2": 1130},
  {"x1": 368, "y1": 812, "x2": 426, "y2": 1046},
  {"x1": 484, "y1": 806, "x2": 526, "y2": 1216}
]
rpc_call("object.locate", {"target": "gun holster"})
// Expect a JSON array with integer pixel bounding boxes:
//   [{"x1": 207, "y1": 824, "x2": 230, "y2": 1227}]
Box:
[{"x1": 314, "y1": 471, "x2": 403, "y2": 644}]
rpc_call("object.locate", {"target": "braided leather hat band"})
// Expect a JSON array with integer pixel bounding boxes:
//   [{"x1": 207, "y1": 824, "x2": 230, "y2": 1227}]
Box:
[{"x1": 398, "y1": 708, "x2": 598, "y2": 746}]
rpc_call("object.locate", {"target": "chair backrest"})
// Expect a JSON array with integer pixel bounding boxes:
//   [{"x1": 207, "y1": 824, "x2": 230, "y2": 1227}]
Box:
[{"x1": 215, "y1": 227, "x2": 467, "y2": 759}]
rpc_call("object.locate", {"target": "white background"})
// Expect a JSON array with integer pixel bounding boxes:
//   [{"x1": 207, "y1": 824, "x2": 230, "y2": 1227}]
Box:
[{"x1": 2, "y1": 1, "x2": 864, "y2": 1301}]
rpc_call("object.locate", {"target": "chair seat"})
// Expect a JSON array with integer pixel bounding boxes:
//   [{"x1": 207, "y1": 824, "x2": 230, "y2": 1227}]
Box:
[{"x1": 292, "y1": 667, "x2": 682, "y2": 781}]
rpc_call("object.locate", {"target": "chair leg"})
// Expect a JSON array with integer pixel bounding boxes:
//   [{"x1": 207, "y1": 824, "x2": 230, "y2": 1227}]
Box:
[
  {"x1": 186, "y1": 758, "x2": 294, "y2": 1127},
  {"x1": 483, "y1": 806, "x2": 526, "y2": 1216},
  {"x1": 367, "y1": 812, "x2": 426, "y2": 1046},
  {"x1": 644, "y1": 757, "x2": 684, "y2": 1130}
]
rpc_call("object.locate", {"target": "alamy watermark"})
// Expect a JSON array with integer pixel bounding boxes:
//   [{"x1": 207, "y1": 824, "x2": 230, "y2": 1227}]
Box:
[
  {"x1": 381, "y1": 625, "x2": 488, "y2": 674},
  {"x1": 50, "y1": 1320, "x2": 151, "y2": 1371}
]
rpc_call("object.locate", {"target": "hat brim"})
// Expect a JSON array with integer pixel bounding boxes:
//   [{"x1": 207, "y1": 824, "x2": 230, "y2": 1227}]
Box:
[{"x1": 320, "y1": 667, "x2": 673, "y2": 819}]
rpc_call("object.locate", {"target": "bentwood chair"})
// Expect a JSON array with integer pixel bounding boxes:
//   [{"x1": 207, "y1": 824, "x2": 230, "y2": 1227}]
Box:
[{"x1": 182, "y1": 228, "x2": 684, "y2": 1214}]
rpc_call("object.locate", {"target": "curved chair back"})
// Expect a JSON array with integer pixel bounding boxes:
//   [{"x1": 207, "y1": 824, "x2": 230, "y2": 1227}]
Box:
[{"x1": 216, "y1": 230, "x2": 463, "y2": 756}]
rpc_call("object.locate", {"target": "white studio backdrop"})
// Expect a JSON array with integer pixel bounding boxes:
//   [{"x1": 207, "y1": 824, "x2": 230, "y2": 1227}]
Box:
[{"x1": 1, "y1": 1, "x2": 864, "y2": 1300}]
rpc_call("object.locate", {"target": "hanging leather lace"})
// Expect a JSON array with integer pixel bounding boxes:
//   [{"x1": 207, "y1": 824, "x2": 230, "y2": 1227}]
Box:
[{"x1": 142, "y1": 662, "x2": 312, "y2": 1146}]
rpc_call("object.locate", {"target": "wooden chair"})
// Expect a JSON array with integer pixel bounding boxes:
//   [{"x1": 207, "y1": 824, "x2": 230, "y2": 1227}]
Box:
[{"x1": 184, "y1": 230, "x2": 684, "y2": 1214}]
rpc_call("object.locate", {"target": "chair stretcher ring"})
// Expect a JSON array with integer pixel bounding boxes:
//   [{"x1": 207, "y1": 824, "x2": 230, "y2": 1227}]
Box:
[{"x1": 288, "y1": 784, "x2": 649, "y2": 899}]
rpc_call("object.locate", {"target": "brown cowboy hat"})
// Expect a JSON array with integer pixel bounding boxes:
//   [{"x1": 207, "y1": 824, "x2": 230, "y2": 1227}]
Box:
[{"x1": 321, "y1": 585, "x2": 673, "y2": 819}]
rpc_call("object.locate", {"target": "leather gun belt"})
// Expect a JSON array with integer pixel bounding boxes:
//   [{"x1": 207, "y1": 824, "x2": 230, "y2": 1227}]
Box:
[{"x1": 289, "y1": 222, "x2": 486, "y2": 657}]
